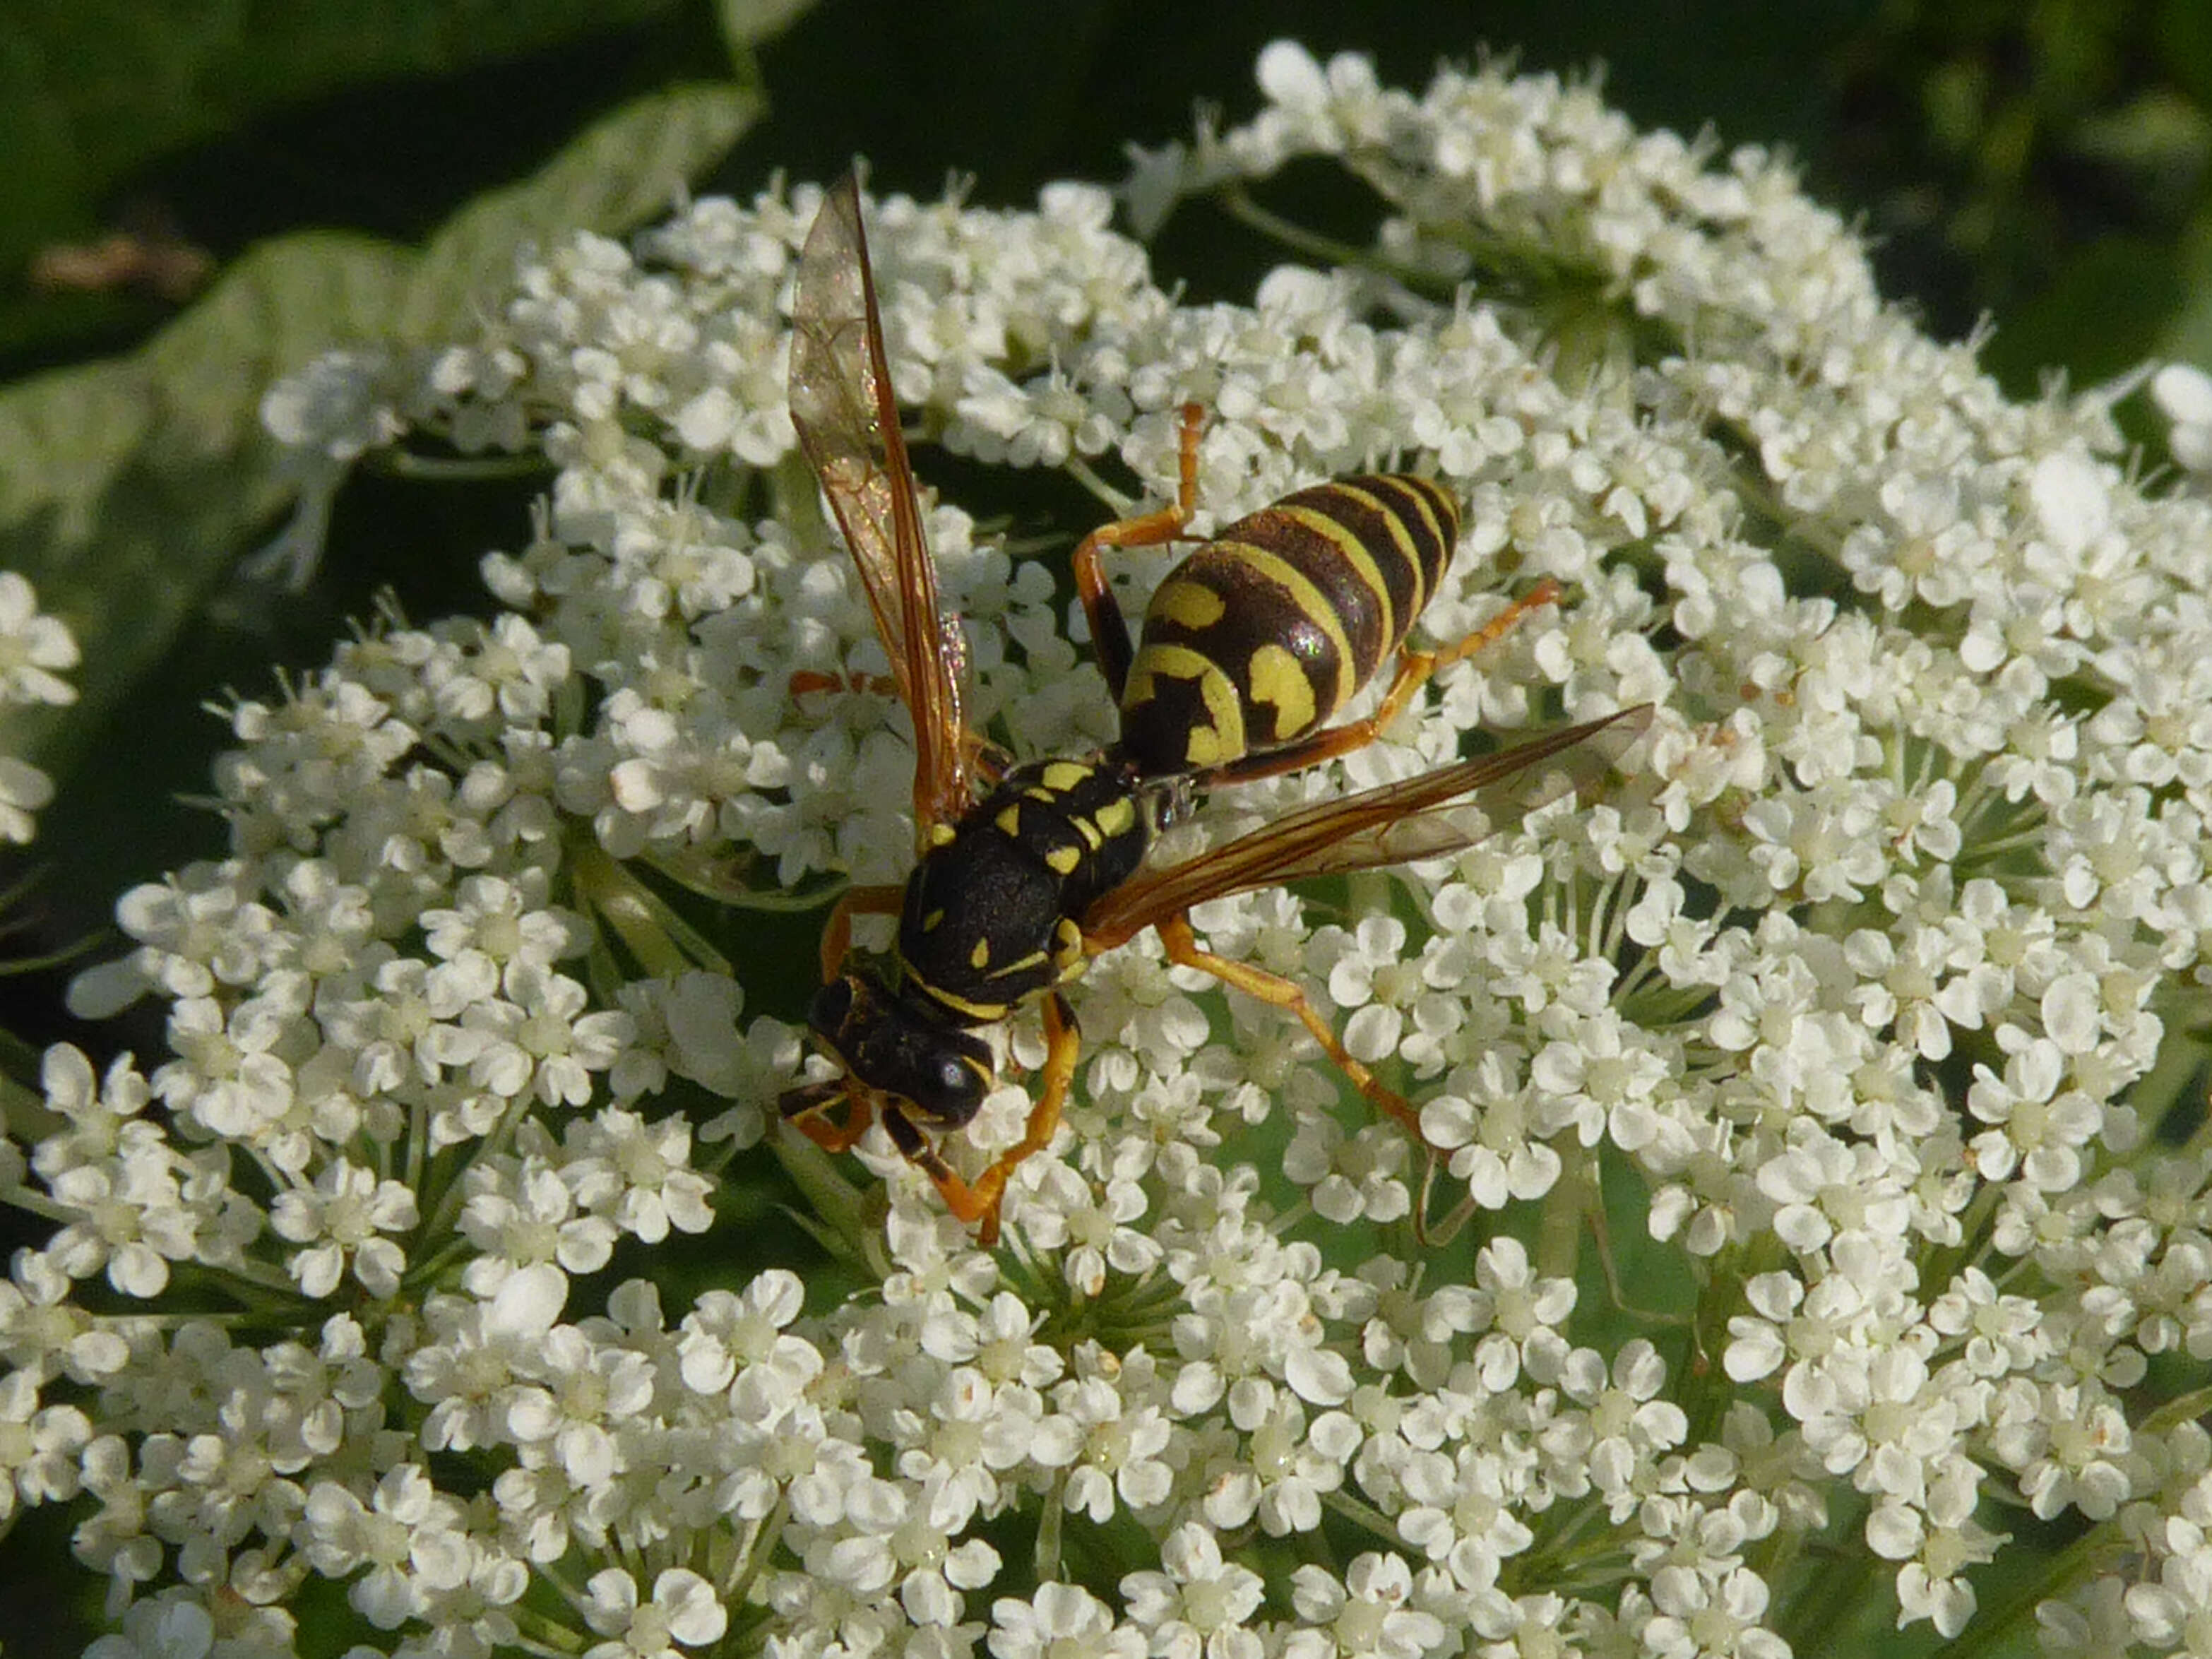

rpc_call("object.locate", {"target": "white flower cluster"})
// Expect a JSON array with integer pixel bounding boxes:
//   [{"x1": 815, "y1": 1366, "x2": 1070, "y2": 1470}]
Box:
[
  {"x1": 2153, "y1": 362, "x2": 2212, "y2": 480},
  {"x1": 7, "y1": 35, "x2": 2212, "y2": 1659},
  {"x1": 0, "y1": 571, "x2": 81, "y2": 845}
]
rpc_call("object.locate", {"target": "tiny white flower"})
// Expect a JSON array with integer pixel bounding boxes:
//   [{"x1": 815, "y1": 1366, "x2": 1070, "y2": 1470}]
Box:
[
  {"x1": 989, "y1": 1583, "x2": 1143, "y2": 1659},
  {"x1": 1121, "y1": 1523, "x2": 1266, "y2": 1659},
  {"x1": 581, "y1": 1567, "x2": 728, "y2": 1659},
  {"x1": 269, "y1": 1160, "x2": 419, "y2": 1298},
  {"x1": 1286, "y1": 1553, "x2": 1447, "y2": 1659},
  {"x1": 0, "y1": 572, "x2": 81, "y2": 710}
]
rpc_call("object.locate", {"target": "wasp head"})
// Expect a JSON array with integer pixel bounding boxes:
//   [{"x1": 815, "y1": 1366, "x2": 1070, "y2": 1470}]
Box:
[{"x1": 795, "y1": 971, "x2": 995, "y2": 1130}]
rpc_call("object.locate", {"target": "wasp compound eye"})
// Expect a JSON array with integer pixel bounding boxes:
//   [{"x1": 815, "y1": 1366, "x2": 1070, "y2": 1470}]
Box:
[
  {"x1": 883, "y1": 1023, "x2": 991, "y2": 1129},
  {"x1": 928, "y1": 1053, "x2": 985, "y2": 1117}
]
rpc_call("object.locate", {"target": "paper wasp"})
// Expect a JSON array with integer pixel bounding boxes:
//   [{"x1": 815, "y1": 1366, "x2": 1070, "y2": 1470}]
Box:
[{"x1": 775, "y1": 174, "x2": 1651, "y2": 1241}]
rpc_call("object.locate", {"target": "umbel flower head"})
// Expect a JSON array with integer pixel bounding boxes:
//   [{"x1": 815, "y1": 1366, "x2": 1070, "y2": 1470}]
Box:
[{"x1": 8, "y1": 35, "x2": 2212, "y2": 1659}]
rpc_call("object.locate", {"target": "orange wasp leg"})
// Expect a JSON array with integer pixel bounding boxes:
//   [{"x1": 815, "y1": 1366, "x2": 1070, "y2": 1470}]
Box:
[
  {"x1": 1153, "y1": 912, "x2": 1425, "y2": 1141},
  {"x1": 881, "y1": 991, "x2": 1081, "y2": 1246},
  {"x1": 779, "y1": 1072, "x2": 881, "y2": 1154},
  {"x1": 786, "y1": 1090, "x2": 879, "y2": 1155},
  {"x1": 819, "y1": 884, "x2": 905, "y2": 982},
  {"x1": 1203, "y1": 577, "x2": 1566, "y2": 785},
  {"x1": 789, "y1": 668, "x2": 901, "y2": 698},
  {"x1": 1072, "y1": 401, "x2": 1206, "y2": 702},
  {"x1": 1154, "y1": 913, "x2": 1465, "y2": 1244}
]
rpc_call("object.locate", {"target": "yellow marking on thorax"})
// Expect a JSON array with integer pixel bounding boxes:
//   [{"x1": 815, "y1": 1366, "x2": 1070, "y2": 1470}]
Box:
[
  {"x1": 1045, "y1": 844, "x2": 1082, "y2": 875},
  {"x1": 927, "y1": 822, "x2": 958, "y2": 848},
  {"x1": 1247, "y1": 641, "x2": 1319, "y2": 738},
  {"x1": 897, "y1": 956, "x2": 1011, "y2": 1021},
  {"x1": 1052, "y1": 917, "x2": 1086, "y2": 977},
  {"x1": 1040, "y1": 760, "x2": 1093, "y2": 792},
  {"x1": 1092, "y1": 795, "x2": 1136, "y2": 838},
  {"x1": 921, "y1": 985, "x2": 1011, "y2": 1020},
  {"x1": 921, "y1": 908, "x2": 945, "y2": 932},
  {"x1": 996, "y1": 804, "x2": 1021, "y2": 836},
  {"x1": 970, "y1": 936, "x2": 992, "y2": 970}
]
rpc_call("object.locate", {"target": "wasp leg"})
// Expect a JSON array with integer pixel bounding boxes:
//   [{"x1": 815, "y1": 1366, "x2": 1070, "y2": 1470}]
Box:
[
  {"x1": 969, "y1": 991, "x2": 1081, "y2": 1245},
  {"x1": 877, "y1": 992, "x2": 1081, "y2": 1247},
  {"x1": 879, "y1": 1093, "x2": 1045, "y2": 1251},
  {"x1": 790, "y1": 668, "x2": 901, "y2": 698},
  {"x1": 1155, "y1": 912, "x2": 1425, "y2": 1142},
  {"x1": 780, "y1": 1083, "x2": 878, "y2": 1153},
  {"x1": 1202, "y1": 577, "x2": 1565, "y2": 785},
  {"x1": 878, "y1": 1105, "x2": 971, "y2": 1208},
  {"x1": 1072, "y1": 401, "x2": 1205, "y2": 702},
  {"x1": 819, "y1": 884, "x2": 906, "y2": 982}
]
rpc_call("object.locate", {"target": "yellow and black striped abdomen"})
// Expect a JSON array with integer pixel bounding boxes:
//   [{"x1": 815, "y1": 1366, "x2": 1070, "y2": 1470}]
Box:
[{"x1": 1118, "y1": 475, "x2": 1459, "y2": 776}]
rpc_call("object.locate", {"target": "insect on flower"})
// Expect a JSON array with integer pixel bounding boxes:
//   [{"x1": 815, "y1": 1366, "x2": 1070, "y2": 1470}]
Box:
[{"x1": 775, "y1": 173, "x2": 1652, "y2": 1242}]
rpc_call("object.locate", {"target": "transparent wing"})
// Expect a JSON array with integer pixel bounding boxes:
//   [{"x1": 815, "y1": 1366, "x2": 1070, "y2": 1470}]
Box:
[
  {"x1": 1082, "y1": 706, "x2": 1653, "y2": 947},
  {"x1": 790, "y1": 172, "x2": 972, "y2": 840}
]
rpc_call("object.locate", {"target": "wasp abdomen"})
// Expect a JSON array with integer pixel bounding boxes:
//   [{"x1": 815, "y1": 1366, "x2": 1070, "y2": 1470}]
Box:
[
  {"x1": 1119, "y1": 475, "x2": 1459, "y2": 775},
  {"x1": 896, "y1": 756, "x2": 1150, "y2": 1024}
]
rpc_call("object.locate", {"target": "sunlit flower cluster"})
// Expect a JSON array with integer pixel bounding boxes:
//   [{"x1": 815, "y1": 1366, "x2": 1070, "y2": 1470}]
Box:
[
  {"x1": 8, "y1": 36, "x2": 2212, "y2": 1659},
  {"x1": 2153, "y1": 362, "x2": 2212, "y2": 478}
]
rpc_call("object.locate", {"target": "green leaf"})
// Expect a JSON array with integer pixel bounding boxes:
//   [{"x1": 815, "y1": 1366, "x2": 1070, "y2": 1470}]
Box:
[
  {"x1": 0, "y1": 237, "x2": 410, "y2": 771},
  {"x1": 715, "y1": 0, "x2": 819, "y2": 49},
  {"x1": 400, "y1": 82, "x2": 763, "y2": 342},
  {"x1": 2161, "y1": 0, "x2": 2212, "y2": 111},
  {"x1": 1, "y1": 81, "x2": 759, "y2": 783},
  {"x1": 2160, "y1": 217, "x2": 2212, "y2": 372},
  {"x1": 141, "y1": 234, "x2": 417, "y2": 450},
  {"x1": 0, "y1": 1, "x2": 688, "y2": 271}
]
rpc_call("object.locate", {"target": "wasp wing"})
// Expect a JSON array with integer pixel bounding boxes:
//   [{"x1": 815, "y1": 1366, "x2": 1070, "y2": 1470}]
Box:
[
  {"x1": 790, "y1": 172, "x2": 972, "y2": 841},
  {"x1": 1082, "y1": 706, "x2": 1653, "y2": 949}
]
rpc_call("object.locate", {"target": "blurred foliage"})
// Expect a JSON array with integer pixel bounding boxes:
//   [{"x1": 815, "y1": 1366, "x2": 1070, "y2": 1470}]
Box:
[
  {"x1": 5, "y1": 86, "x2": 761, "y2": 775},
  {"x1": 2, "y1": 0, "x2": 2211, "y2": 1645},
  {"x1": 1826, "y1": 0, "x2": 2212, "y2": 386},
  {"x1": 0, "y1": 0, "x2": 686, "y2": 352}
]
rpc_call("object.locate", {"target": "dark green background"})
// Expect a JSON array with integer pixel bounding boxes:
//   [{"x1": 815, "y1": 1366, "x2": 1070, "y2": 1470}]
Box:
[{"x1": 1, "y1": 2, "x2": 2207, "y2": 1653}]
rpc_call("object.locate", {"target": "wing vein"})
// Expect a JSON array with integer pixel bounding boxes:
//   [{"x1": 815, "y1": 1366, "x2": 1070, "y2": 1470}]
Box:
[{"x1": 790, "y1": 174, "x2": 973, "y2": 840}]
